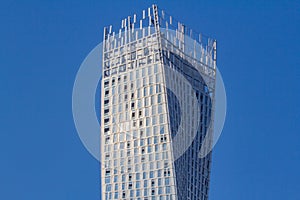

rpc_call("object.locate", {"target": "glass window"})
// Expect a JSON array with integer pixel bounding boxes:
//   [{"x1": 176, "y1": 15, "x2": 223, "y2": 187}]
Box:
[
  {"x1": 145, "y1": 108, "x2": 149, "y2": 116},
  {"x1": 156, "y1": 74, "x2": 161, "y2": 82},
  {"x1": 148, "y1": 146, "x2": 152, "y2": 153},
  {"x1": 142, "y1": 68, "x2": 146, "y2": 77},
  {"x1": 143, "y1": 77, "x2": 147, "y2": 86},
  {"x1": 144, "y1": 87, "x2": 148, "y2": 96},
  {"x1": 158, "y1": 104, "x2": 163, "y2": 114},
  {"x1": 144, "y1": 47, "x2": 149, "y2": 56},
  {"x1": 145, "y1": 97, "x2": 150, "y2": 106},
  {"x1": 150, "y1": 171, "x2": 154, "y2": 178},
  {"x1": 136, "y1": 189, "x2": 141, "y2": 197},
  {"x1": 154, "y1": 64, "x2": 158, "y2": 73},
  {"x1": 152, "y1": 105, "x2": 157, "y2": 115},
  {"x1": 154, "y1": 136, "x2": 158, "y2": 144},
  {"x1": 166, "y1": 186, "x2": 171, "y2": 193},
  {"x1": 152, "y1": 116, "x2": 157, "y2": 125},
  {"x1": 150, "y1": 85, "x2": 154, "y2": 95},
  {"x1": 119, "y1": 65, "x2": 126, "y2": 72},
  {"x1": 146, "y1": 117, "x2": 150, "y2": 126},
  {"x1": 136, "y1": 173, "x2": 141, "y2": 180},
  {"x1": 135, "y1": 88, "x2": 139, "y2": 99},
  {"x1": 156, "y1": 84, "x2": 161, "y2": 93},
  {"x1": 157, "y1": 94, "x2": 162, "y2": 103},
  {"x1": 159, "y1": 114, "x2": 164, "y2": 123}
]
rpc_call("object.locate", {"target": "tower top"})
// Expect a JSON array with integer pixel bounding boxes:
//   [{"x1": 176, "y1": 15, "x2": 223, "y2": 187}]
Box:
[{"x1": 103, "y1": 5, "x2": 215, "y2": 46}]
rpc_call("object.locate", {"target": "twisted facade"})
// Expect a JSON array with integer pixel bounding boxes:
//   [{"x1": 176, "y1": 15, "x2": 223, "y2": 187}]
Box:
[{"x1": 101, "y1": 5, "x2": 216, "y2": 200}]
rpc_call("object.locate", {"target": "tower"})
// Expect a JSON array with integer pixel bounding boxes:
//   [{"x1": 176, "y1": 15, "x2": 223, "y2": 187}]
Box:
[{"x1": 101, "y1": 5, "x2": 216, "y2": 200}]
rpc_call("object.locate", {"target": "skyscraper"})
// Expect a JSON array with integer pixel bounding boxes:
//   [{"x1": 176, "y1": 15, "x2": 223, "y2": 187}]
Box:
[{"x1": 101, "y1": 5, "x2": 216, "y2": 200}]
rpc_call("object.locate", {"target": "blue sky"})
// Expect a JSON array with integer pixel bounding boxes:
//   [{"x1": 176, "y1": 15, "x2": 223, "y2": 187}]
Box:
[{"x1": 1, "y1": 0, "x2": 299, "y2": 199}]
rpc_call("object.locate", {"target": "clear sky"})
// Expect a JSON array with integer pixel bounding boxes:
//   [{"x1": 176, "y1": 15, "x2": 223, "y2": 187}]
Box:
[{"x1": 1, "y1": 0, "x2": 299, "y2": 199}]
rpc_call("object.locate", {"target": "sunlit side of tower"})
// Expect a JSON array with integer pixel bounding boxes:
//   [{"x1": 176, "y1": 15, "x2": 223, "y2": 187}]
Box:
[{"x1": 101, "y1": 5, "x2": 216, "y2": 200}]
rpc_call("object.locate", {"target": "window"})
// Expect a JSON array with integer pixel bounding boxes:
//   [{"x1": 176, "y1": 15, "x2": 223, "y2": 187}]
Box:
[
  {"x1": 104, "y1": 70, "x2": 110, "y2": 77},
  {"x1": 151, "y1": 189, "x2": 155, "y2": 195},
  {"x1": 152, "y1": 116, "x2": 157, "y2": 125},
  {"x1": 147, "y1": 55, "x2": 152, "y2": 64},
  {"x1": 136, "y1": 189, "x2": 141, "y2": 197},
  {"x1": 156, "y1": 84, "x2": 161, "y2": 93},
  {"x1": 165, "y1": 177, "x2": 170, "y2": 185},
  {"x1": 150, "y1": 171, "x2": 154, "y2": 178},
  {"x1": 145, "y1": 108, "x2": 149, "y2": 116},
  {"x1": 142, "y1": 68, "x2": 146, "y2": 77},
  {"x1": 154, "y1": 64, "x2": 158, "y2": 73},
  {"x1": 104, "y1": 80, "x2": 109, "y2": 88},
  {"x1": 105, "y1": 136, "x2": 110, "y2": 144},
  {"x1": 105, "y1": 177, "x2": 110, "y2": 184},
  {"x1": 146, "y1": 117, "x2": 150, "y2": 126},
  {"x1": 144, "y1": 47, "x2": 149, "y2": 56},
  {"x1": 131, "y1": 52, "x2": 136, "y2": 60},
  {"x1": 159, "y1": 114, "x2": 164, "y2": 123},
  {"x1": 160, "y1": 126, "x2": 165, "y2": 134},
  {"x1": 150, "y1": 85, "x2": 154, "y2": 95},
  {"x1": 121, "y1": 55, "x2": 126, "y2": 64},
  {"x1": 166, "y1": 186, "x2": 171, "y2": 194},
  {"x1": 111, "y1": 68, "x2": 117, "y2": 75},
  {"x1": 157, "y1": 94, "x2": 162, "y2": 103},
  {"x1": 144, "y1": 87, "x2": 148, "y2": 96}
]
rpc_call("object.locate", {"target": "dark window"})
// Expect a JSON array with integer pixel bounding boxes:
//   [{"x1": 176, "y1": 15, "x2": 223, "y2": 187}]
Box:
[
  {"x1": 119, "y1": 65, "x2": 126, "y2": 72},
  {"x1": 104, "y1": 81, "x2": 109, "y2": 87},
  {"x1": 104, "y1": 70, "x2": 110, "y2": 77}
]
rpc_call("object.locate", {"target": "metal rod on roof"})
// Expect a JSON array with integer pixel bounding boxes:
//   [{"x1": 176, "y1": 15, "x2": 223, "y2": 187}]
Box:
[
  {"x1": 109, "y1": 25, "x2": 112, "y2": 34},
  {"x1": 132, "y1": 23, "x2": 135, "y2": 33},
  {"x1": 136, "y1": 30, "x2": 138, "y2": 41},
  {"x1": 128, "y1": 16, "x2": 131, "y2": 43},
  {"x1": 103, "y1": 27, "x2": 107, "y2": 51}
]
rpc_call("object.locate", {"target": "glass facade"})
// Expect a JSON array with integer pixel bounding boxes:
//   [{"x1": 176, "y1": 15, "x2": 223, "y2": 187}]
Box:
[{"x1": 101, "y1": 5, "x2": 216, "y2": 200}]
